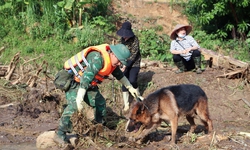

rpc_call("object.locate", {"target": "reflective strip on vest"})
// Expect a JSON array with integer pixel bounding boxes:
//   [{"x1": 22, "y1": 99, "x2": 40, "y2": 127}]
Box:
[
  {"x1": 64, "y1": 44, "x2": 114, "y2": 85},
  {"x1": 81, "y1": 51, "x2": 89, "y2": 66},
  {"x1": 74, "y1": 55, "x2": 84, "y2": 72},
  {"x1": 68, "y1": 59, "x2": 81, "y2": 78},
  {"x1": 68, "y1": 52, "x2": 89, "y2": 80}
]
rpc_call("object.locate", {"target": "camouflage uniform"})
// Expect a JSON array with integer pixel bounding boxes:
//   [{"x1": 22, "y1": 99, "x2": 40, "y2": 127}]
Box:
[{"x1": 57, "y1": 51, "x2": 124, "y2": 140}]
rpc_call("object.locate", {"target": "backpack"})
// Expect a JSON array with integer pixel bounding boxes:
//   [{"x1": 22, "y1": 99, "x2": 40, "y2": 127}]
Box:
[{"x1": 54, "y1": 69, "x2": 73, "y2": 91}]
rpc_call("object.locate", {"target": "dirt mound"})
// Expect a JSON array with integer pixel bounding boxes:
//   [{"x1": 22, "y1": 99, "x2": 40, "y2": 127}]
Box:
[
  {"x1": 112, "y1": 0, "x2": 188, "y2": 35},
  {"x1": 0, "y1": 82, "x2": 62, "y2": 146},
  {"x1": 17, "y1": 88, "x2": 60, "y2": 118}
]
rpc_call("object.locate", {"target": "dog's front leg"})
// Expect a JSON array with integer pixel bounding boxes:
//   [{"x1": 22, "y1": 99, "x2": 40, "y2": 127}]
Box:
[{"x1": 135, "y1": 124, "x2": 159, "y2": 142}]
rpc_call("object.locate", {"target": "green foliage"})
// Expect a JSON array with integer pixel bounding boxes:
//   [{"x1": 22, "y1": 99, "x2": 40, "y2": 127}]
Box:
[
  {"x1": 0, "y1": 0, "x2": 110, "y2": 73},
  {"x1": 190, "y1": 133, "x2": 198, "y2": 143},
  {"x1": 75, "y1": 21, "x2": 106, "y2": 47},
  {"x1": 192, "y1": 30, "x2": 250, "y2": 63},
  {"x1": 84, "y1": 0, "x2": 111, "y2": 16},
  {"x1": 1, "y1": 0, "x2": 249, "y2": 73},
  {"x1": 55, "y1": 0, "x2": 111, "y2": 27},
  {"x1": 1, "y1": 32, "x2": 79, "y2": 71},
  {"x1": 0, "y1": 0, "x2": 24, "y2": 17},
  {"x1": 185, "y1": 0, "x2": 250, "y2": 40},
  {"x1": 90, "y1": 16, "x2": 116, "y2": 34},
  {"x1": 137, "y1": 29, "x2": 172, "y2": 62},
  {"x1": 0, "y1": 18, "x2": 8, "y2": 39},
  {"x1": 184, "y1": 0, "x2": 250, "y2": 63},
  {"x1": 192, "y1": 30, "x2": 222, "y2": 50}
]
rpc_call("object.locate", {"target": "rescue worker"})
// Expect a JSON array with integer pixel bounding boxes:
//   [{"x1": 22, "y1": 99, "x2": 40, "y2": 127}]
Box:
[{"x1": 53, "y1": 44, "x2": 140, "y2": 146}]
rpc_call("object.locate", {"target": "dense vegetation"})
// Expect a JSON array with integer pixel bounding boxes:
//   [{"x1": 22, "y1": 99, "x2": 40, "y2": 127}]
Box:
[
  {"x1": 184, "y1": 0, "x2": 250, "y2": 61},
  {"x1": 0, "y1": 0, "x2": 249, "y2": 74}
]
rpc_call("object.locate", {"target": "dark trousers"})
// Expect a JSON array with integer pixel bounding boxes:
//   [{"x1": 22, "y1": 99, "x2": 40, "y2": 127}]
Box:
[
  {"x1": 122, "y1": 67, "x2": 140, "y2": 91},
  {"x1": 173, "y1": 50, "x2": 201, "y2": 71}
]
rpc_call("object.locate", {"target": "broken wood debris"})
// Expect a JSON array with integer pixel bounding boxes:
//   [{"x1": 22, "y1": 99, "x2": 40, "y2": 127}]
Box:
[
  {"x1": 0, "y1": 52, "x2": 53, "y2": 89},
  {"x1": 200, "y1": 48, "x2": 250, "y2": 82}
]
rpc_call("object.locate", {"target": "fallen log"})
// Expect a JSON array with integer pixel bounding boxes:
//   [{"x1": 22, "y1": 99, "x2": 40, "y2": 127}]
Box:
[
  {"x1": 201, "y1": 48, "x2": 250, "y2": 81},
  {"x1": 200, "y1": 48, "x2": 249, "y2": 68}
]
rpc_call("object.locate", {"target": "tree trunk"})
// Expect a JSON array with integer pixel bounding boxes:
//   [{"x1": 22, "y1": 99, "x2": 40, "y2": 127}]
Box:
[{"x1": 200, "y1": 48, "x2": 248, "y2": 68}]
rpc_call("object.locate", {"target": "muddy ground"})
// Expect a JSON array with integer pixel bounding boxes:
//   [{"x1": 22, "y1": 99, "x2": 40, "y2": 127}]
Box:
[
  {"x1": 1, "y1": 0, "x2": 250, "y2": 150},
  {"x1": 0, "y1": 64, "x2": 250, "y2": 150}
]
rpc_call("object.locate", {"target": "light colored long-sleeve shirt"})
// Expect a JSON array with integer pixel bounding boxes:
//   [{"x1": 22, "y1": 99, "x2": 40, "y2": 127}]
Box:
[{"x1": 170, "y1": 35, "x2": 200, "y2": 61}]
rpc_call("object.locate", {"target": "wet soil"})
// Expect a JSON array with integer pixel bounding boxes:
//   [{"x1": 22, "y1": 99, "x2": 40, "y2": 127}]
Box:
[
  {"x1": 1, "y1": 0, "x2": 250, "y2": 150},
  {"x1": 0, "y1": 65, "x2": 250, "y2": 150}
]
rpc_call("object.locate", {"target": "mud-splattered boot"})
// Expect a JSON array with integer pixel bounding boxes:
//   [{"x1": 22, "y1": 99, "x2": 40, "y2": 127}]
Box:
[
  {"x1": 193, "y1": 56, "x2": 202, "y2": 74},
  {"x1": 53, "y1": 130, "x2": 69, "y2": 148},
  {"x1": 174, "y1": 61, "x2": 185, "y2": 74}
]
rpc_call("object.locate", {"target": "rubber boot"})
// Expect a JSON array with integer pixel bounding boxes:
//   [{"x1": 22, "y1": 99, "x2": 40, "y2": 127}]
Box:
[
  {"x1": 53, "y1": 130, "x2": 68, "y2": 147},
  {"x1": 123, "y1": 91, "x2": 130, "y2": 111},
  {"x1": 174, "y1": 61, "x2": 185, "y2": 74},
  {"x1": 193, "y1": 56, "x2": 202, "y2": 74}
]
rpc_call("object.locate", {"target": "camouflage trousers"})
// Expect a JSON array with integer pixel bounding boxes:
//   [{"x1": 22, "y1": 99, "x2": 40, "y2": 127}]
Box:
[{"x1": 58, "y1": 84, "x2": 106, "y2": 134}]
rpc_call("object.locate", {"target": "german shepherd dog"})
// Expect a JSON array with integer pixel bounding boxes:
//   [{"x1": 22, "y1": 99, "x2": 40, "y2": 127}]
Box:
[{"x1": 126, "y1": 84, "x2": 213, "y2": 144}]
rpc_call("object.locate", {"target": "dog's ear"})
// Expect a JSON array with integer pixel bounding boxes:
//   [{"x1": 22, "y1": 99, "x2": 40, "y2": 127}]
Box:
[
  {"x1": 140, "y1": 102, "x2": 146, "y2": 111},
  {"x1": 136, "y1": 102, "x2": 144, "y2": 115}
]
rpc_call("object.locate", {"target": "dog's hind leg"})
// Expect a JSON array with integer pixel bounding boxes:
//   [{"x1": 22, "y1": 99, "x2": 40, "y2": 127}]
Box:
[
  {"x1": 169, "y1": 116, "x2": 178, "y2": 144},
  {"x1": 200, "y1": 115, "x2": 213, "y2": 133},
  {"x1": 186, "y1": 115, "x2": 196, "y2": 133},
  {"x1": 196, "y1": 100, "x2": 213, "y2": 133}
]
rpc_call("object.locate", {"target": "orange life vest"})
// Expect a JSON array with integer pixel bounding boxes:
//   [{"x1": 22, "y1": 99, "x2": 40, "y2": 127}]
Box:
[{"x1": 64, "y1": 44, "x2": 116, "y2": 86}]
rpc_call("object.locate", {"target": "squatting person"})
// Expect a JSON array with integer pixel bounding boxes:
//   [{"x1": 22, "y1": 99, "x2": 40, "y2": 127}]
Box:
[{"x1": 170, "y1": 24, "x2": 202, "y2": 74}]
